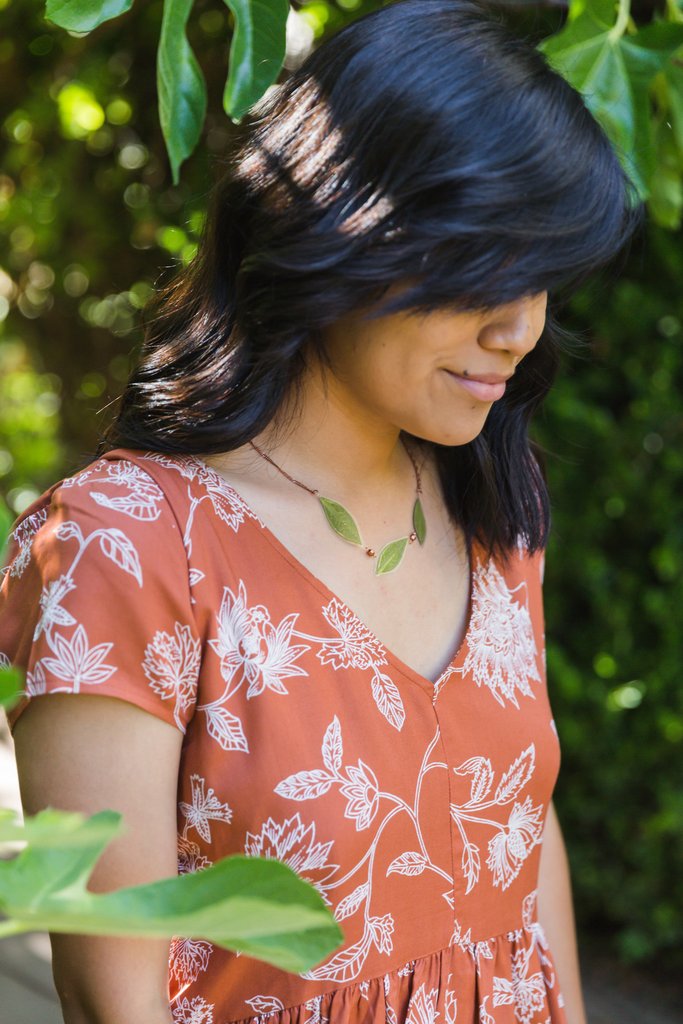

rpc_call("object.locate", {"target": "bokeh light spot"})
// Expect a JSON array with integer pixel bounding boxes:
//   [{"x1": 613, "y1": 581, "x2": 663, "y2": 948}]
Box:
[
  {"x1": 57, "y1": 82, "x2": 106, "y2": 139},
  {"x1": 106, "y1": 98, "x2": 133, "y2": 125}
]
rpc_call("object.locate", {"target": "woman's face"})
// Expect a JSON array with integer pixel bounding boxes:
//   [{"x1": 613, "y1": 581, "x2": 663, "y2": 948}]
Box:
[{"x1": 317, "y1": 288, "x2": 548, "y2": 446}]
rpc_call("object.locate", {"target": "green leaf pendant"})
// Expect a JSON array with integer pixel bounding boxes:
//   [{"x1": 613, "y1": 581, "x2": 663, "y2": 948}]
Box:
[
  {"x1": 318, "y1": 489, "x2": 425, "y2": 574},
  {"x1": 376, "y1": 537, "x2": 409, "y2": 575},
  {"x1": 413, "y1": 497, "x2": 427, "y2": 545},
  {"x1": 319, "y1": 497, "x2": 363, "y2": 546}
]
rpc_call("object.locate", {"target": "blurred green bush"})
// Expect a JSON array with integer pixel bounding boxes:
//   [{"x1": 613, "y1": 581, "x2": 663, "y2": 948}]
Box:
[
  {"x1": 1, "y1": 0, "x2": 681, "y2": 975},
  {"x1": 533, "y1": 227, "x2": 683, "y2": 969}
]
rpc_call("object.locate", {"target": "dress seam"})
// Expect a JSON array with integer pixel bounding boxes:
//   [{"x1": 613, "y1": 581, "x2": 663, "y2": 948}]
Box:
[
  {"x1": 431, "y1": 703, "x2": 458, "y2": 926},
  {"x1": 218, "y1": 923, "x2": 535, "y2": 1024}
]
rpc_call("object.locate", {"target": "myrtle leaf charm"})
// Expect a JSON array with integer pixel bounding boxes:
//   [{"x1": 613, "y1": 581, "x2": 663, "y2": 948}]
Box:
[
  {"x1": 413, "y1": 497, "x2": 426, "y2": 545},
  {"x1": 376, "y1": 537, "x2": 409, "y2": 575},
  {"x1": 319, "y1": 497, "x2": 363, "y2": 546}
]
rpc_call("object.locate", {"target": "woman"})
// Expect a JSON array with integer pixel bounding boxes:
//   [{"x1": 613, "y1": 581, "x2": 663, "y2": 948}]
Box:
[{"x1": 0, "y1": 1, "x2": 641, "y2": 1022}]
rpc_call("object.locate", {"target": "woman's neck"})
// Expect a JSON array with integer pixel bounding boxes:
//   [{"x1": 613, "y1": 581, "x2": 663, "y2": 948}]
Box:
[{"x1": 252, "y1": 360, "x2": 411, "y2": 503}]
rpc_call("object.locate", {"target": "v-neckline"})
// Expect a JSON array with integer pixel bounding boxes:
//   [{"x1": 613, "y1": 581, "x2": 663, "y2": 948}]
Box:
[{"x1": 185, "y1": 452, "x2": 478, "y2": 694}]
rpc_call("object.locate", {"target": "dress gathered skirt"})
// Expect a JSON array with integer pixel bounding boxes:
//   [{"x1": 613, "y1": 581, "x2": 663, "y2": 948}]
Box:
[{"x1": 0, "y1": 448, "x2": 567, "y2": 1024}]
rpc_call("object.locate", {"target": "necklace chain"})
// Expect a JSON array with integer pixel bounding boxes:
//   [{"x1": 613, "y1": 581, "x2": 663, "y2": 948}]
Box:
[
  {"x1": 248, "y1": 437, "x2": 426, "y2": 575},
  {"x1": 249, "y1": 438, "x2": 422, "y2": 497}
]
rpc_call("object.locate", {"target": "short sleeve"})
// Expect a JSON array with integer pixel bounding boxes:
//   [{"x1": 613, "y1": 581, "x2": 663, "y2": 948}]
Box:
[{"x1": 0, "y1": 458, "x2": 201, "y2": 735}]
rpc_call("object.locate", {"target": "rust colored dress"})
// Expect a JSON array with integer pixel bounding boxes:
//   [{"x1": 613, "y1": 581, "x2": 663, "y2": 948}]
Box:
[{"x1": 0, "y1": 448, "x2": 567, "y2": 1024}]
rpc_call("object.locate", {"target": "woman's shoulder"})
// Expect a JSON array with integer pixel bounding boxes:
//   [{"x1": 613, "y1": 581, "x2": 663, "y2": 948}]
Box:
[
  {"x1": 2, "y1": 447, "x2": 270, "y2": 596},
  {"x1": 56, "y1": 447, "x2": 197, "y2": 520},
  {"x1": 2, "y1": 449, "x2": 184, "y2": 576},
  {"x1": 0, "y1": 448, "x2": 203, "y2": 735}
]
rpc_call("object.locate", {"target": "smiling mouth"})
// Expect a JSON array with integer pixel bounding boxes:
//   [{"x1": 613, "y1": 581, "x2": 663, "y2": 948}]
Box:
[{"x1": 444, "y1": 370, "x2": 507, "y2": 402}]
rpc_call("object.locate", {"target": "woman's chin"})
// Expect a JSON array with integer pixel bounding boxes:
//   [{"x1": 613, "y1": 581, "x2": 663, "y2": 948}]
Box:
[{"x1": 406, "y1": 416, "x2": 489, "y2": 448}]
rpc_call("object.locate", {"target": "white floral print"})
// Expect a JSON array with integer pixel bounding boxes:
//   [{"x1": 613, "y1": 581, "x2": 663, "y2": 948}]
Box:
[
  {"x1": 493, "y1": 947, "x2": 547, "y2": 1024},
  {"x1": 2, "y1": 506, "x2": 48, "y2": 579},
  {"x1": 179, "y1": 774, "x2": 232, "y2": 843},
  {"x1": 169, "y1": 937, "x2": 213, "y2": 985},
  {"x1": 208, "y1": 581, "x2": 309, "y2": 699},
  {"x1": 368, "y1": 913, "x2": 394, "y2": 954},
  {"x1": 177, "y1": 834, "x2": 212, "y2": 875},
  {"x1": 301, "y1": 914, "x2": 395, "y2": 983},
  {"x1": 245, "y1": 995, "x2": 286, "y2": 1015},
  {"x1": 244, "y1": 813, "x2": 339, "y2": 895},
  {"x1": 24, "y1": 660, "x2": 47, "y2": 696},
  {"x1": 33, "y1": 574, "x2": 77, "y2": 640},
  {"x1": 479, "y1": 996, "x2": 496, "y2": 1024},
  {"x1": 445, "y1": 981, "x2": 458, "y2": 1024},
  {"x1": 40, "y1": 624, "x2": 117, "y2": 692},
  {"x1": 199, "y1": 580, "x2": 310, "y2": 752},
  {"x1": 317, "y1": 599, "x2": 387, "y2": 671},
  {"x1": 295, "y1": 600, "x2": 406, "y2": 731},
  {"x1": 522, "y1": 890, "x2": 559, "y2": 989},
  {"x1": 339, "y1": 759, "x2": 381, "y2": 831},
  {"x1": 302, "y1": 994, "x2": 330, "y2": 1024},
  {"x1": 450, "y1": 744, "x2": 544, "y2": 892},
  {"x1": 406, "y1": 983, "x2": 440, "y2": 1024},
  {"x1": 463, "y1": 561, "x2": 540, "y2": 708},
  {"x1": 193, "y1": 459, "x2": 259, "y2": 532},
  {"x1": 487, "y1": 796, "x2": 545, "y2": 890},
  {"x1": 278, "y1": 719, "x2": 454, "y2": 982},
  {"x1": 143, "y1": 622, "x2": 201, "y2": 731},
  {"x1": 75, "y1": 459, "x2": 167, "y2": 520},
  {"x1": 143, "y1": 453, "x2": 260, "y2": 546},
  {"x1": 171, "y1": 995, "x2": 214, "y2": 1023}
]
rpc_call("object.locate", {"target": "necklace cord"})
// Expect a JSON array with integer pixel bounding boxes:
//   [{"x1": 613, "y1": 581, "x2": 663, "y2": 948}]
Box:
[{"x1": 249, "y1": 436, "x2": 421, "y2": 496}]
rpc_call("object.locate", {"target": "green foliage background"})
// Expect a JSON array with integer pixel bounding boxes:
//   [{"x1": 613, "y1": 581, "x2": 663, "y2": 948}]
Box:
[{"x1": 1, "y1": 0, "x2": 682, "y2": 975}]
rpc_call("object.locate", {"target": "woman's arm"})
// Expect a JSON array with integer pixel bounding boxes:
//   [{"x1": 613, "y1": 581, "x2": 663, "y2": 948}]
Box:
[
  {"x1": 12, "y1": 693, "x2": 183, "y2": 1024},
  {"x1": 537, "y1": 799, "x2": 587, "y2": 1024}
]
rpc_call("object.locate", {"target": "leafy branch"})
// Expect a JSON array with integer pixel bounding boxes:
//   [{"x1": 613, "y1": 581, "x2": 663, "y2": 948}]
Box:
[
  {"x1": 0, "y1": 802, "x2": 342, "y2": 969},
  {"x1": 540, "y1": 0, "x2": 683, "y2": 224},
  {"x1": 45, "y1": 0, "x2": 289, "y2": 182},
  {"x1": 0, "y1": 584, "x2": 341, "y2": 965},
  {"x1": 41, "y1": 0, "x2": 683, "y2": 226}
]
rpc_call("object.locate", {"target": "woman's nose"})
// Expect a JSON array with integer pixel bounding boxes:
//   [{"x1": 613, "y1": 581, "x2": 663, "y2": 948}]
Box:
[{"x1": 478, "y1": 292, "x2": 547, "y2": 358}]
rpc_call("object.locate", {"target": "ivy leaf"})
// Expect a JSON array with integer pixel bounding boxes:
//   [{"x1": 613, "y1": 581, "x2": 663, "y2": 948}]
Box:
[
  {"x1": 222, "y1": 0, "x2": 289, "y2": 122},
  {"x1": 45, "y1": 0, "x2": 134, "y2": 32},
  {"x1": 376, "y1": 537, "x2": 408, "y2": 575},
  {"x1": 620, "y1": 21, "x2": 683, "y2": 193},
  {"x1": 648, "y1": 116, "x2": 683, "y2": 229},
  {"x1": 0, "y1": 808, "x2": 342, "y2": 969},
  {"x1": 157, "y1": 0, "x2": 207, "y2": 184},
  {"x1": 412, "y1": 497, "x2": 426, "y2": 545},
  {"x1": 540, "y1": 5, "x2": 683, "y2": 199},
  {"x1": 319, "y1": 497, "x2": 363, "y2": 546},
  {"x1": 664, "y1": 61, "x2": 683, "y2": 153}
]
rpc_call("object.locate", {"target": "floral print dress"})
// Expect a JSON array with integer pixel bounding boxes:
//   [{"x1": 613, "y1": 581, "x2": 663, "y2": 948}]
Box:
[{"x1": 0, "y1": 447, "x2": 567, "y2": 1024}]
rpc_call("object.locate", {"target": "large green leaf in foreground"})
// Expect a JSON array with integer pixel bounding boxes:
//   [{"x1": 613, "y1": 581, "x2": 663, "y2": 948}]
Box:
[
  {"x1": 0, "y1": 667, "x2": 23, "y2": 711},
  {"x1": 0, "y1": 809, "x2": 343, "y2": 971}
]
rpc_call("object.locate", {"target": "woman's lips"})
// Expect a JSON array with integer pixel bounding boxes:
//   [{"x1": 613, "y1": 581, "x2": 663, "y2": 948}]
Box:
[{"x1": 444, "y1": 370, "x2": 507, "y2": 402}]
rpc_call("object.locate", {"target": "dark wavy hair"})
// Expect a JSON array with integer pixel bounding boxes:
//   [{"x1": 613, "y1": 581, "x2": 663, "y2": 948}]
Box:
[{"x1": 95, "y1": 0, "x2": 643, "y2": 562}]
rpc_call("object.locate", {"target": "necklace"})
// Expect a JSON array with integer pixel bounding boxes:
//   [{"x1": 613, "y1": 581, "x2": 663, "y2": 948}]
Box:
[{"x1": 248, "y1": 437, "x2": 427, "y2": 575}]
